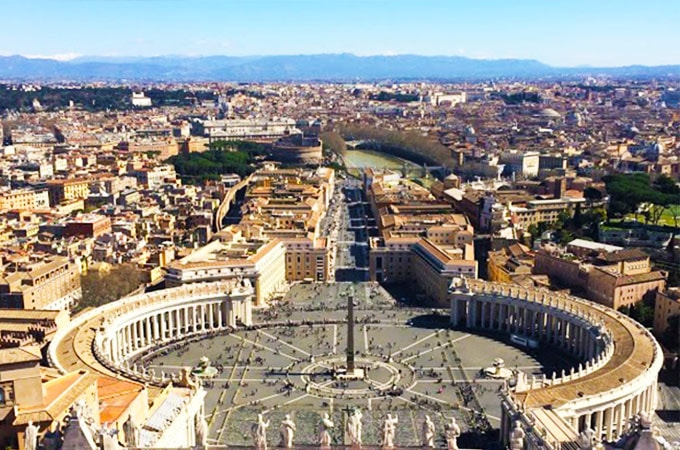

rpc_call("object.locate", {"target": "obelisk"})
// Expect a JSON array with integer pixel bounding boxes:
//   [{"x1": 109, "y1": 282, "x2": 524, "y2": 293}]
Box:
[{"x1": 347, "y1": 294, "x2": 355, "y2": 372}]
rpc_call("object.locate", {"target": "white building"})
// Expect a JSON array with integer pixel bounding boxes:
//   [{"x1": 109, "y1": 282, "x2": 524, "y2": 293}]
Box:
[
  {"x1": 199, "y1": 118, "x2": 301, "y2": 142},
  {"x1": 500, "y1": 150, "x2": 540, "y2": 178},
  {"x1": 132, "y1": 92, "x2": 152, "y2": 107}
]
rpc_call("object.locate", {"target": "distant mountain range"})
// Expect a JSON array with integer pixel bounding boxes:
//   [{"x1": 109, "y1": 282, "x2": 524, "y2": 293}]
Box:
[{"x1": 1, "y1": 54, "x2": 679, "y2": 81}]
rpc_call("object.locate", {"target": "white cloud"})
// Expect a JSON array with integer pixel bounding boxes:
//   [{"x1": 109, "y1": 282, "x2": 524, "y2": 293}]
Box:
[{"x1": 22, "y1": 52, "x2": 82, "y2": 61}]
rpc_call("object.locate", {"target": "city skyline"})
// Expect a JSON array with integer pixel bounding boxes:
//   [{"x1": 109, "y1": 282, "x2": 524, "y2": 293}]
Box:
[{"x1": 1, "y1": 0, "x2": 679, "y2": 67}]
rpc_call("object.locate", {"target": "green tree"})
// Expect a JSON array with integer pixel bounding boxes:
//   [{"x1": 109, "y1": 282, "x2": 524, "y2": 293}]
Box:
[
  {"x1": 320, "y1": 131, "x2": 347, "y2": 156},
  {"x1": 584, "y1": 187, "x2": 603, "y2": 206},
  {"x1": 661, "y1": 315, "x2": 679, "y2": 352},
  {"x1": 76, "y1": 265, "x2": 146, "y2": 313}
]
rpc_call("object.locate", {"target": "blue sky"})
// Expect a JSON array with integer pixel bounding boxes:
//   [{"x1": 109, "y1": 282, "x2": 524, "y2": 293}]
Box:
[{"x1": 1, "y1": 0, "x2": 678, "y2": 67}]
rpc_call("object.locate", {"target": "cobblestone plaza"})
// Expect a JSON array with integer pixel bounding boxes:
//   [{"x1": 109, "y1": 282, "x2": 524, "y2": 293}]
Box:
[{"x1": 142, "y1": 282, "x2": 574, "y2": 448}]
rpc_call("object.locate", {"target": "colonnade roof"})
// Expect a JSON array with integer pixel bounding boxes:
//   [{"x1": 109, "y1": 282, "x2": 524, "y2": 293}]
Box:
[
  {"x1": 50, "y1": 283, "x2": 237, "y2": 401},
  {"x1": 467, "y1": 280, "x2": 658, "y2": 409}
]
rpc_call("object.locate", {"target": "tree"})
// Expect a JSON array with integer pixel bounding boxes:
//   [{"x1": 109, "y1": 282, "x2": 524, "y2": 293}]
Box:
[
  {"x1": 584, "y1": 187, "x2": 602, "y2": 206},
  {"x1": 527, "y1": 224, "x2": 539, "y2": 244},
  {"x1": 662, "y1": 315, "x2": 679, "y2": 352},
  {"x1": 668, "y1": 204, "x2": 680, "y2": 228},
  {"x1": 77, "y1": 265, "x2": 146, "y2": 312},
  {"x1": 320, "y1": 131, "x2": 347, "y2": 156}
]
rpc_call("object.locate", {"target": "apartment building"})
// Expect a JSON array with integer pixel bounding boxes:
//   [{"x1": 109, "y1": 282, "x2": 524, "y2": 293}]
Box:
[
  {"x1": 653, "y1": 288, "x2": 680, "y2": 338},
  {"x1": 64, "y1": 214, "x2": 112, "y2": 238},
  {"x1": 0, "y1": 189, "x2": 49, "y2": 211},
  {"x1": 411, "y1": 239, "x2": 478, "y2": 306},
  {"x1": 283, "y1": 237, "x2": 330, "y2": 282},
  {"x1": 46, "y1": 179, "x2": 90, "y2": 206},
  {"x1": 0, "y1": 256, "x2": 82, "y2": 310},
  {"x1": 499, "y1": 150, "x2": 540, "y2": 178},
  {"x1": 534, "y1": 242, "x2": 666, "y2": 310},
  {"x1": 487, "y1": 243, "x2": 538, "y2": 284}
]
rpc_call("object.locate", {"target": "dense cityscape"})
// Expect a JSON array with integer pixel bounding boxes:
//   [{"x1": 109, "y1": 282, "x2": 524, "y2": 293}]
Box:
[{"x1": 1, "y1": 2, "x2": 680, "y2": 450}]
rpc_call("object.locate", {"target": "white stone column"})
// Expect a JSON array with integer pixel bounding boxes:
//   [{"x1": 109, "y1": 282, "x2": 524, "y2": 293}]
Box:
[
  {"x1": 605, "y1": 407, "x2": 614, "y2": 441},
  {"x1": 218, "y1": 301, "x2": 224, "y2": 328},
  {"x1": 145, "y1": 317, "x2": 153, "y2": 347},
  {"x1": 153, "y1": 314, "x2": 160, "y2": 341},
  {"x1": 168, "y1": 310, "x2": 174, "y2": 337},
  {"x1": 616, "y1": 402, "x2": 626, "y2": 437},
  {"x1": 130, "y1": 323, "x2": 137, "y2": 351},
  {"x1": 594, "y1": 409, "x2": 603, "y2": 440}
]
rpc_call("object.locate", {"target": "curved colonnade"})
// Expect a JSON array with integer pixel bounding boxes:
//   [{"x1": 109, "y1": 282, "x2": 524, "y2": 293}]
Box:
[
  {"x1": 48, "y1": 281, "x2": 253, "y2": 387},
  {"x1": 450, "y1": 279, "x2": 663, "y2": 448},
  {"x1": 48, "y1": 278, "x2": 662, "y2": 449}
]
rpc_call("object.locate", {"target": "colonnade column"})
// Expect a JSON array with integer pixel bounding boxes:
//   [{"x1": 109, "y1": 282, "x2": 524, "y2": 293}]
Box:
[
  {"x1": 145, "y1": 317, "x2": 153, "y2": 347},
  {"x1": 153, "y1": 314, "x2": 160, "y2": 341},
  {"x1": 594, "y1": 410, "x2": 603, "y2": 440},
  {"x1": 605, "y1": 408, "x2": 614, "y2": 441}
]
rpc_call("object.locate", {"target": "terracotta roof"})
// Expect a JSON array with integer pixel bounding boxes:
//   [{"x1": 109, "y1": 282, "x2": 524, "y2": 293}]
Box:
[
  {"x1": 598, "y1": 249, "x2": 648, "y2": 263},
  {"x1": 14, "y1": 370, "x2": 96, "y2": 425},
  {"x1": 97, "y1": 376, "x2": 145, "y2": 424}
]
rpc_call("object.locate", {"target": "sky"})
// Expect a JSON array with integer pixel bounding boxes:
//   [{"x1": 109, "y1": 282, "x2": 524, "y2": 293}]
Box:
[{"x1": 1, "y1": 0, "x2": 679, "y2": 67}]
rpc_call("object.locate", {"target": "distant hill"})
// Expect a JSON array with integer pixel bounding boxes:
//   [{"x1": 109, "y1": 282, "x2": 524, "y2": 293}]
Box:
[{"x1": 0, "y1": 53, "x2": 679, "y2": 81}]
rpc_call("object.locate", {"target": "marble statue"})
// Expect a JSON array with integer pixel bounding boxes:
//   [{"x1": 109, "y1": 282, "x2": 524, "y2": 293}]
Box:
[
  {"x1": 346, "y1": 408, "x2": 363, "y2": 447},
  {"x1": 196, "y1": 412, "x2": 209, "y2": 448},
  {"x1": 319, "y1": 412, "x2": 334, "y2": 447},
  {"x1": 422, "y1": 415, "x2": 435, "y2": 448},
  {"x1": 24, "y1": 421, "x2": 39, "y2": 450},
  {"x1": 254, "y1": 413, "x2": 269, "y2": 450},
  {"x1": 381, "y1": 413, "x2": 398, "y2": 449},
  {"x1": 99, "y1": 423, "x2": 121, "y2": 450},
  {"x1": 123, "y1": 414, "x2": 140, "y2": 448},
  {"x1": 577, "y1": 427, "x2": 595, "y2": 450},
  {"x1": 509, "y1": 421, "x2": 525, "y2": 450},
  {"x1": 444, "y1": 417, "x2": 461, "y2": 450},
  {"x1": 178, "y1": 367, "x2": 200, "y2": 390},
  {"x1": 280, "y1": 414, "x2": 296, "y2": 448}
]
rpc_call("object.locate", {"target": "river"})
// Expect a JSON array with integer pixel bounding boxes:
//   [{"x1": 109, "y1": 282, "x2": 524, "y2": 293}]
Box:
[{"x1": 343, "y1": 149, "x2": 421, "y2": 170}]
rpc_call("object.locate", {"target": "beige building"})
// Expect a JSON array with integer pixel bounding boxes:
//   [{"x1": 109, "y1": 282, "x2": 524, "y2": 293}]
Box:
[
  {"x1": 0, "y1": 256, "x2": 82, "y2": 310},
  {"x1": 46, "y1": 179, "x2": 90, "y2": 206},
  {"x1": 370, "y1": 236, "x2": 477, "y2": 306},
  {"x1": 534, "y1": 244, "x2": 666, "y2": 310},
  {"x1": 165, "y1": 234, "x2": 286, "y2": 306},
  {"x1": 487, "y1": 243, "x2": 547, "y2": 287},
  {"x1": 283, "y1": 237, "x2": 330, "y2": 282},
  {"x1": 412, "y1": 239, "x2": 477, "y2": 306},
  {"x1": 0, "y1": 348, "x2": 102, "y2": 450},
  {"x1": 0, "y1": 189, "x2": 49, "y2": 211},
  {"x1": 653, "y1": 288, "x2": 680, "y2": 338}
]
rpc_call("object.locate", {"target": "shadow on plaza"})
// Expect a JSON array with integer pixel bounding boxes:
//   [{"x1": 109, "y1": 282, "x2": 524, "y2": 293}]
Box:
[
  {"x1": 406, "y1": 313, "x2": 451, "y2": 330},
  {"x1": 335, "y1": 268, "x2": 369, "y2": 282}
]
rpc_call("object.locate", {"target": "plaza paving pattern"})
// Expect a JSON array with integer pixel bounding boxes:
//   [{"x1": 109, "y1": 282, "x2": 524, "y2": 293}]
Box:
[{"x1": 141, "y1": 282, "x2": 575, "y2": 447}]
